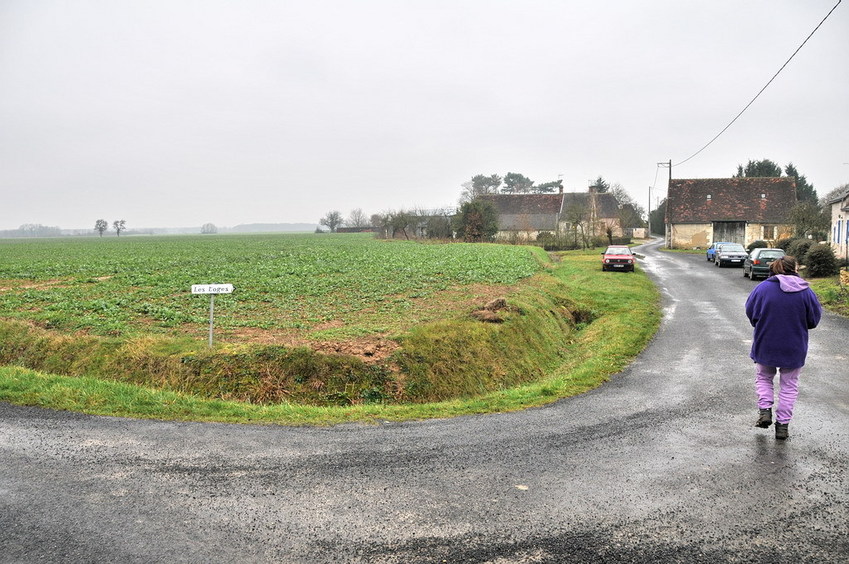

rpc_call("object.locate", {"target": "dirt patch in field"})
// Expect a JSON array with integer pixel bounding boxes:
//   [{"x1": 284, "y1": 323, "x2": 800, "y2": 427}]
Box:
[
  {"x1": 0, "y1": 275, "x2": 113, "y2": 293},
  {"x1": 0, "y1": 278, "x2": 67, "y2": 292}
]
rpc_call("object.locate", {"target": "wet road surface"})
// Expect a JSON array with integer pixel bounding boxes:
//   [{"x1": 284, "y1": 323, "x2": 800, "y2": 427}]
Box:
[{"x1": 2, "y1": 240, "x2": 848, "y2": 563}]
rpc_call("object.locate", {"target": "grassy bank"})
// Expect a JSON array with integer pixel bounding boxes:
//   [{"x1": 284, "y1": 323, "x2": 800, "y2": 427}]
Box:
[
  {"x1": 807, "y1": 275, "x2": 849, "y2": 316},
  {"x1": 0, "y1": 245, "x2": 661, "y2": 424}
]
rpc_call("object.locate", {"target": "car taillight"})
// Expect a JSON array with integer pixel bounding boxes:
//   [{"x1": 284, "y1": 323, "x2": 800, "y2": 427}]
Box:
[{"x1": 752, "y1": 259, "x2": 760, "y2": 265}]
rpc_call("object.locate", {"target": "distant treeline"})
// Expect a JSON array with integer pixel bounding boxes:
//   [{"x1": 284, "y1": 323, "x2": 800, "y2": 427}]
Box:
[
  {"x1": 0, "y1": 224, "x2": 62, "y2": 238},
  {"x1": 0, "y1": 222, "x2": 320, "y2": 238}
]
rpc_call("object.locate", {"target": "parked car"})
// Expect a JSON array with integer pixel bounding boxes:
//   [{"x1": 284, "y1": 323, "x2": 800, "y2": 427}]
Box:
[
  {"x1": 744, "y1": 248, "x2": 785, "y2": 280},
  {"x1": 602, "y1": 245, "x2": 635, "y2": 272},
  {"x1": 714, "y1": 243, "x2": 748, "y2": 267},
  {"x1": 706, "y1": 241, "x2": 733, "y2": 262}
]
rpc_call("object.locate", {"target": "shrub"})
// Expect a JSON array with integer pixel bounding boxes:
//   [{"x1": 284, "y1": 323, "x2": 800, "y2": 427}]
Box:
[
  {"x1": 590, "y1": 236, "x2": 631, "y2": 248},
  {"x1": 805, "y1": 244, "x2": 838, "y2": 278},
  {"x1": 775, "y1": 237, "x2": 797, "y2": 251},
  {"x1": 786, "y1": 239, "x2": 813, "y2": 264},
  {"x1": 747, "y1": 240, "x2": 768, "y2": 252},
  {"x1": 534, "y1": 232, "x2": 581, "y2": 251},
  {"x1": 535, "y1": 231, "x2": 555, "y2": 246}
]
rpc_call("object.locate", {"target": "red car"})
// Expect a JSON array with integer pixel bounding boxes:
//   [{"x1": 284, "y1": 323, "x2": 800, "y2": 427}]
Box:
[{"x1": 601, "y1": 245, "x2": 635, "y2": 272}]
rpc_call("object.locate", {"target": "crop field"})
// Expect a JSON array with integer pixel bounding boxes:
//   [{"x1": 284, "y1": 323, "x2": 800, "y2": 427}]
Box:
[
  {"x1": 0, "y1": 233, "x2": 543, "y2": 343},
  {"x1": 0, "y1": 235, "x2": 662, "y2": 418}
]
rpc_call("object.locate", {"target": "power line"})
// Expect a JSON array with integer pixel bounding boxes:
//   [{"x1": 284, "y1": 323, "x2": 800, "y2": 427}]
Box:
[{"x1": 676, "y1": 0, "x2": 842, "y2": 167}]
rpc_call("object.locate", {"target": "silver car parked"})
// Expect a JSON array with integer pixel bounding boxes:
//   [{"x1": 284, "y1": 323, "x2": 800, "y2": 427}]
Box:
[{"x1": 714, "y1": 243, "x2": 748, "y2": 267}]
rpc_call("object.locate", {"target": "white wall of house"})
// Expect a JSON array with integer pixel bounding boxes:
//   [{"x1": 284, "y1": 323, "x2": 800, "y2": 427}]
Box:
[
  {"x1": 494, "y1": 230, "x2": 544, "y2": 242},
  {"x1": 667, "y1": 222, "x2": 793, "y2": 249},
  {"x1": 744, "y1": 223, "x2": 794, "y2": 246},
  {"x1": 667, "y1": 223, "x2": 712, "y2": 249},
  {"x1": 829, "y1": 197, "x2": 849, "y2": 262}
]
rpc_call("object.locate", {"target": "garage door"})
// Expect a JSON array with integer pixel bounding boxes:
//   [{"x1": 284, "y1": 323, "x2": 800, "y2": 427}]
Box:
[{"x1": 713, "y1": 221, "x2": 746, "y2": 244}]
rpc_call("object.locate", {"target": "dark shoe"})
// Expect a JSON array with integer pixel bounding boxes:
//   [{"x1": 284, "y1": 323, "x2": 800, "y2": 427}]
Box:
[
  {"x1": 755, "y1": 408, "x2": 772, "y2": 428},
  {"x1": 775, "y1": 422, "x2": 789, "y2": 440}
]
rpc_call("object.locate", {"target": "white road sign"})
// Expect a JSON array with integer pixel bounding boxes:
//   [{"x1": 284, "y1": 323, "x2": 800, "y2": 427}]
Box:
[{"x1": 191, "y1": 284, "x2": 234, "y2": 295}]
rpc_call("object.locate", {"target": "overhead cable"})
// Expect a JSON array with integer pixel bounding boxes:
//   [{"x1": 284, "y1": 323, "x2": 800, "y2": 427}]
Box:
[{"x1": 675, "y1": 0, "x2": 842, "y2": 167}]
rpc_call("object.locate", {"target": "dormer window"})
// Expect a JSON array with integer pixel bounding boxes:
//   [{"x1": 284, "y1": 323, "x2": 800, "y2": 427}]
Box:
[
  {"x1": 761, "y1": 193, "x2": 766, "y2": 199},
  {"x1": 706, "y1": 194, "x2": 712, "y2": 200}
]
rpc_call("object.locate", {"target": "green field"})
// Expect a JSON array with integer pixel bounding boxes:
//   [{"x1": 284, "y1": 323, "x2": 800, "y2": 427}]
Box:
[
  {"x1": 0, "y1": 233, "x2": 661, "y2": 422},
  {"x1": 0, "y1": 233, "x2": 541, "y2": 339}
]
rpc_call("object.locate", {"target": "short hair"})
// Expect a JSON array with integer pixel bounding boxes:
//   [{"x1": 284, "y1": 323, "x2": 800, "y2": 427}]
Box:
[{"x1": 770, "y1": 255, "x2": 797, "y2": 275}]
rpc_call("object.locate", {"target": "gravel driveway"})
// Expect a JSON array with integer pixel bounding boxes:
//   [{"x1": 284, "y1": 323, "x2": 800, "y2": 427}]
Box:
[{"x1": 2, "y1": 240, "x2": 847, "y2": 563}]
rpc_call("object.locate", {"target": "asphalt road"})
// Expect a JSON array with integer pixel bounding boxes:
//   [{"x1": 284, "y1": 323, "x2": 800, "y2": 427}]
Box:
[{"x1": 2, "y1": 240, "x2": 848, "y2": 563}]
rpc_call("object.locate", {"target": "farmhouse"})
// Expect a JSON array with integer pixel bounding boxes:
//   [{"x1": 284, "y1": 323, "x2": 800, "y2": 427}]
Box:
[
  {"x1": 480, "y1": 193, "x2": 562, "y2": 241},
  {"x1": 665, "y1": 177, "x2": 796, "y2": 249},
  {"x1": 827, "y1": 187, "x2": 849, "y2": 263},
  {"x1": 481, "y1": 189, "x2": 622, "y2": 242}
]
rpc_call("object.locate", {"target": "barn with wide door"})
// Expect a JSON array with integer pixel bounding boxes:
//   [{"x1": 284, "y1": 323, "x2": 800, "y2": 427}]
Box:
[{"x1": 665, "y1": 177, "x2": 796, "y2": 249}]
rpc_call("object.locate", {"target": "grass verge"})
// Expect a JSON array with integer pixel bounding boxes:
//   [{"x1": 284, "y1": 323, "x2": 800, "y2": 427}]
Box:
[
  {"x1": 807, "y1": 275, "x2": 849, "y2": 317},
  {"x1": 0, "y1": 249, "x2": 661, "y2": 425}
]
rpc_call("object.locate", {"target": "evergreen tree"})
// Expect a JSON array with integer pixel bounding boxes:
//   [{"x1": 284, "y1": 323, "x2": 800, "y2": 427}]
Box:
[
  {"x1": 784, "y1": 163, "x2": 817, "y2": 203},
  {"x1": 733, "y1": 159, "x2": 816, "y2": 203},
  {"x1": 453, "y1": 200, "x2": 498, "y2": 242},
  {"x1": 734, "y1": 159, "x2": 782, "y2": 178}
]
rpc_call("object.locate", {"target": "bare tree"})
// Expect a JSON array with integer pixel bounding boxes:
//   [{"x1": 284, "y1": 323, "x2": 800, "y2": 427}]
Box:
[
  {"x1": 562, "y1": 202, "x2": 590, "y2": 248},
  {"x1": 346, "y1": 208, "x2": 369, "y2": 228},
  {"x1": 610, "y1": 183, "x2": 646, "y2": 228},
  {"x1": 370, "y1": 213, "x2": 389, "y2": 238},
  {"x1": 459, "y1": 174, "x2": 503, "y2": 203},
  {"x1": 319, "y1": 210, "x2": 343, "y2": 232},
  {"x1": 387, "y1": 210, "x2": 418, "y2": 239},
  {"x1": 789, "y1": 202, "x2": 830, "y2": 239},
  {"x1": 112, "y1": 219, "x2": 126, "y2": 236},
  {"x1": 94, "y1": 219, "x2": 108, "y2": 237},
  {"x1": 820, "y1": 182, "x2": 849, "y2": 206}
]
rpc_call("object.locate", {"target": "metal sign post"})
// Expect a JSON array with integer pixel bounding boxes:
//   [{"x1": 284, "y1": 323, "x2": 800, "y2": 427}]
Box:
[{"x1": 191, "y1": 284, "x2": 234, "y2": 348}]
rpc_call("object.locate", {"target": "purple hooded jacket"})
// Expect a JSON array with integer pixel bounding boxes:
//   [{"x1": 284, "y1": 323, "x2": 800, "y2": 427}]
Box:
[{"x1": 745, "y1": 274, "x2": 822, "y2": 368}]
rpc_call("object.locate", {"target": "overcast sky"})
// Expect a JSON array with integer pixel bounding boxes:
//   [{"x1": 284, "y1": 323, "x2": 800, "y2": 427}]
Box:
[{"x1": 1, "y1": 1, "x2": 847, "y2": 231}]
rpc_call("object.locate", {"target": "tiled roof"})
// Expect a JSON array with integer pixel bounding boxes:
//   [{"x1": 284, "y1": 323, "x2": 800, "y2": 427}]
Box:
[
  {"x1": 562, "y1": 192, "x2": 620, "y2": 218},
  {"x1": 480, "y1": 192, "x2": 622, "y2": 231},
  {"x1": 666, "y1": 178, "x2": 796, "y2": 223},
  {"x1": 480, "y1": 194, "x2": 564, "y2": 215},
  {"x1": 480, "y1": 194, "x2": 562, "y2": 231}
]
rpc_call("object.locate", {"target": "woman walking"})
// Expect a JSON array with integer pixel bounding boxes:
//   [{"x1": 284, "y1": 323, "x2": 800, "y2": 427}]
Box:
[{"x1": 745, "y1": 256, "x2": 822, "y2": 440}]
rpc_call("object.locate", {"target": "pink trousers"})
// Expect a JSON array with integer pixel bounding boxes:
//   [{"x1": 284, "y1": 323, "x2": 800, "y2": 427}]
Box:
[{"x1": 754, "y1": 363, "x2": 801, "y2": 424}]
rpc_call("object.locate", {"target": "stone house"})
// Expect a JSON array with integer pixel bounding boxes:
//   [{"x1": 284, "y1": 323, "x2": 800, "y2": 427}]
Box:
[
  {"x1": 480, "y1": 190, "x2": 622, "y2": 242},
  {"x1": 665, "y1": 177, "x2": 796, "y2": 249},
  {"x1": 827, "y1": 187, "x2": 849, "y2": 263}
]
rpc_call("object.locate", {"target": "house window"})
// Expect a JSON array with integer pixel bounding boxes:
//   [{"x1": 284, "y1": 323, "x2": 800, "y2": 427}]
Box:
[
  {"x1": 762, "y1": 225, "x2": 777, "y2": 240},
  {"x1": 706, "y1": 194, "x2": 711, "y2": 200}
]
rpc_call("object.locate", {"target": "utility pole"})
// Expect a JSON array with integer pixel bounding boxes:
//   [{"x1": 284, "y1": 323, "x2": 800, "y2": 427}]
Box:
[
  {"x1": 657, "y1": 160, "x2": 672, "y2": 184},
  {"x1": 648, "y1": 186, "x2": 652, "y2": 236}
]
